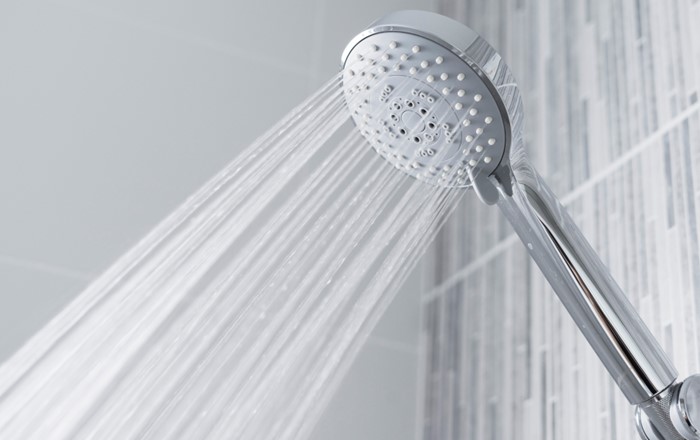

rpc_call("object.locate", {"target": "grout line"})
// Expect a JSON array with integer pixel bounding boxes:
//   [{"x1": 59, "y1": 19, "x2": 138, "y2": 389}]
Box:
[
  {"x1": 366, "y1": 335, "x2": 418, "y2": 355},
  {"x1": 423, "y1": 102, "x2": 700, "y2": 302},
  {"x1": 422, "y1": 235, "x2": 520, "y2": 303},
  {"x1": 49, "y1": 0, "x2": 312, "y2": 79},
  {"x1": 0, "y1": 254, "x2": 95, "y2": 282},
  {"x1": 558, "y1": 102, "x2": 700, "y2": 205}
]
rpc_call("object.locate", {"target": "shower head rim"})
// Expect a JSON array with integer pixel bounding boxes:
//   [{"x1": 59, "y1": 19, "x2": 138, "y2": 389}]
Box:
[{"x1": 340, "y1": 10, "x2": 480, "y2": 68}]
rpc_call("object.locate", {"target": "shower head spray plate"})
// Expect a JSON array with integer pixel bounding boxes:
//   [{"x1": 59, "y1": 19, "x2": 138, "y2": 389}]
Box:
[{"x1": 341, "y1": 10, "x2": 519, "y2": 199}]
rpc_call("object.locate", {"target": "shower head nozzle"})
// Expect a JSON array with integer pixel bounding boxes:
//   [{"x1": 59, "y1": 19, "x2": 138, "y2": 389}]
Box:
[{"x1": 341, "y1": 10, "x2": 522, "y2": 204}]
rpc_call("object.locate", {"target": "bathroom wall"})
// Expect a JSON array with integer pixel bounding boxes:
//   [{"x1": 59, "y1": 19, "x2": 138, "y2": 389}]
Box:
[
  {"x1": 0, "y1": 1, "x2": 436, "y2": 439},
  {"x1": 420, "y1": 0, "x2": 700, "y2": 439}
]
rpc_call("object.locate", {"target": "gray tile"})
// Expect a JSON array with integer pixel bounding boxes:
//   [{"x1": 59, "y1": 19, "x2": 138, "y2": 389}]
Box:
[
  {"x1": 50, "y1": 0, "x2": 318, "y2": 74},
  {"x1": 0, "y1": 3, "x2": 430, "y2": 439},
  {"x1": 0, "y1": 3, "x2": 310, "y2": 273},
  {"x1": 309, "y1": 342, "x2": 418, "y2": 440},
  {"x1": 0, "y1": 263, "x2": 89, "y2": 362},
  {"x1": 0, "y1": 0, "x2": 22, "y2": 30},
  {"x1": 312, "y1": 0, "x2": 439, "y2": 82},
  {"x1": 369, "y1": 266, "x2": 423, "y2": 349}
]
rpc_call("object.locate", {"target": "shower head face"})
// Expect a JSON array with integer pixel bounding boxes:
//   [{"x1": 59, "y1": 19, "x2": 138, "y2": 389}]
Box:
[{"x1": 341, "y1": 11, "x2": 520, "y2": 192}]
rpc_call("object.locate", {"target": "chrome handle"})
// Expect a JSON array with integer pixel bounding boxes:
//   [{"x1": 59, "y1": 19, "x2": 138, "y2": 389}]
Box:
[
  {"x1": 492, "y1": 149, "x2": 700, "y2": 438},
  {"x1": 519, "y1": 181, "x2": 678, "y2": 402},
  {"x1": 497, "y1": 165, "x2": 677, "y2": 404}
]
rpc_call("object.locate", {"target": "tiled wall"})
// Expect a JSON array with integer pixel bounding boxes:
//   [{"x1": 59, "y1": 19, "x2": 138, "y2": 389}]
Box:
[{"x1": 420, "y1": 0, "x2": 700, "y2": 438}]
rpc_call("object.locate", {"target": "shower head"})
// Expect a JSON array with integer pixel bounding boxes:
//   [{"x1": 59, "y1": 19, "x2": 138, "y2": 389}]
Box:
[
  {"x1": 342, "y1": 11, "x2": 700, "y2": 440},
  {"x1": 341, "y1": 10, "x2": 522, "y2": 204}
]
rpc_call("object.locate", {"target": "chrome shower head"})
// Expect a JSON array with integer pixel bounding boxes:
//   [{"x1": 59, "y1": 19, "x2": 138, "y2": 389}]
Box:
[
  {"x1": 342, "y1": 11, "x2": 700, "y2": 440},
  {"x1": 341, "y1": 10, "x2": 522, "y2": 204}
]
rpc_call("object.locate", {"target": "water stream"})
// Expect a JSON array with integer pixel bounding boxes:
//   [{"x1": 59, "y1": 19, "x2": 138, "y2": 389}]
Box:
[{"x1": 0, "y1": 71, "x2": 464, "y2": 439}]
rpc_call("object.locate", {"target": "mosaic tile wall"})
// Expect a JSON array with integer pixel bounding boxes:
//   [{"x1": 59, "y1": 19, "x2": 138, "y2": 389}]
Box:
[{"x1": 419, "y1": 0, "x2": 700, "y2": 439}]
